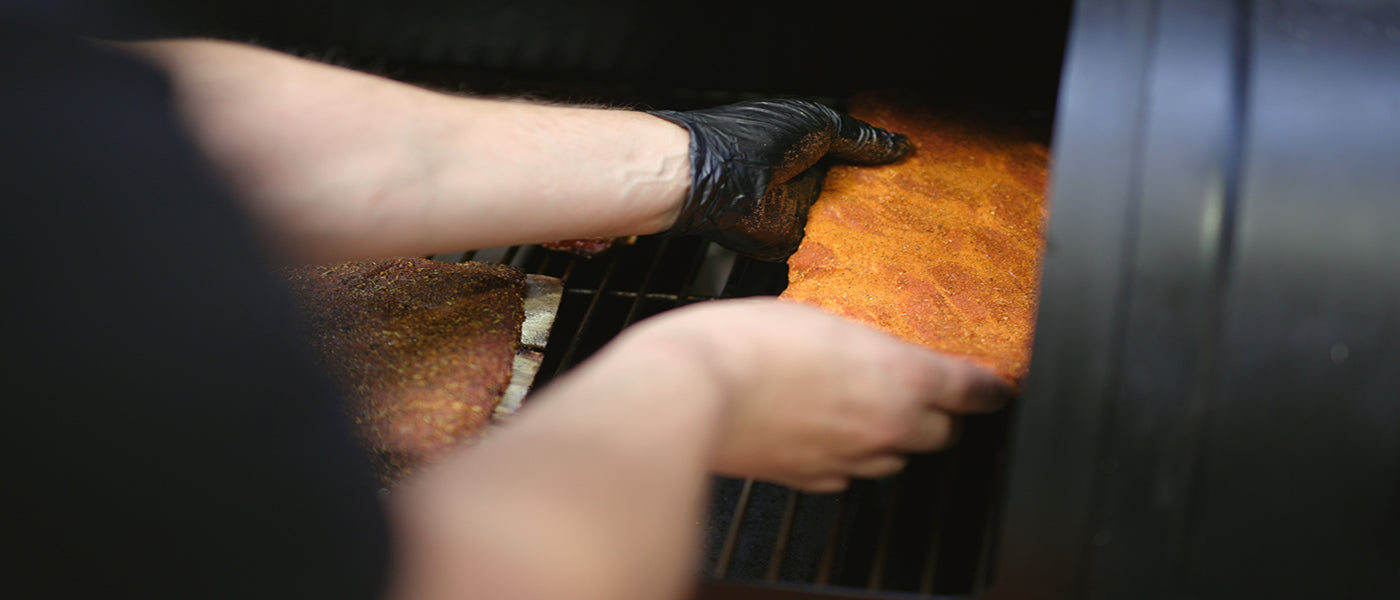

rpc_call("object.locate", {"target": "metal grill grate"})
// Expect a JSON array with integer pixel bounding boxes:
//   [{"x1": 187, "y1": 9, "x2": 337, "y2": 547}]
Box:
[{"x1": 451, "y1": 235, "x2": 1012, "y2": 599}]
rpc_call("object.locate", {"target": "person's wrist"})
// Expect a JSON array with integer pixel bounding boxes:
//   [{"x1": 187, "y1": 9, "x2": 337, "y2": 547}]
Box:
[
  {"x1": 605, "y1": 319, "x2": 740, "y2": 407},
  {"x1": 639, "y1": 112, "x2": 693, "y2": 233},
  {"x1": 613, "y1": 303, "x2": 788, "y2": 471}
]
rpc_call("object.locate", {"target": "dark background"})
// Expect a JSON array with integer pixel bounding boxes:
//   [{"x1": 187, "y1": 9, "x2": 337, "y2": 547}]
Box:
[{"x1": 66, "y1": 0, "x2": 1072, "y2": 109}]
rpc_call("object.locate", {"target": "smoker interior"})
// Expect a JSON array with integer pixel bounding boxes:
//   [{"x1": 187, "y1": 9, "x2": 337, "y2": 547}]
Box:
[
  {"x1": 314, "y1": 3, "x2": 1067, "y2": 596},
  {"x1": 400, "y1": 31, "x2": 1062, "y2": 600},
  {"x1": 374, "y1": 0, "x2": 1400, "y2": 593},
  {"x1": 404, "y1": 42, "x2": 1052, "y2": 594},
  {"x1": 442, "y1": 234, "x2": 1015, "y2": 598},
  {"x1": 100, "y1": 1, "x2": 1400, "y2": 599},
  {"x1": 100, "y1": 1, "x2": 1070, "y2": 598}
]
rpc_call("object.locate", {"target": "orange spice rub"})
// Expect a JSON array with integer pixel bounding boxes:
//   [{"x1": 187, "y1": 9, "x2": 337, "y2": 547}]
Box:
[
  {"x1": 281, "y1": 257, "x2": 525, "y2": 484},
  {"x1": 780, "y1": 91, "x2": 1049, "y2": 386}
]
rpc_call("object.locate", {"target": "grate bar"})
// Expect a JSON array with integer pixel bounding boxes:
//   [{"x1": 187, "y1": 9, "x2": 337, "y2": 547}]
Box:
[
  {"x1": 562, "y1": 289, "x2": 723, "y2": 303},
  {"x1": 527, "y1": 248, "x2": 556, "y2": 275},
  {"x1": 621, "y1": 237, "x2": 673, "y2": 325},
  {"x1": 866, "y1": 478, "x2": 904, "y2": 591},
  {"x1": 718, "y1": 255, "x2": 755, "y2": 298},
  {"x1": 498, "y1": 244, "x2": 521, "y2": 267},
  {"x1": 764, "y1": 488, "x2": 801, "y2": 582},
  {"x1": 974, "y1": 417, "x2": 1014, "y2": 592},
  {"x1": 468, "y1": 246, "x2": 513, "y2": 264},
  {"x1": 973, "y1": 492, "x2": 1001, "y2": 593},
  {"x1": 550, "y1": 256, "x2": 618, "y2": 376},
  {"x1": 674, "y1": 240, "x2": 721, "y2": 307},
  {"x1": 918, "y1": 450, "x2": 964, "y2": 594},
  {"x1": 556, "y1": 254, "x2": 577, "y2": 281},
  {"x1": 713, "y1": 478, "x2": 756, "y2": 579},
  {"x1": 689, "y1": 242, "x2": 735, "y2": 299},
  {"x1": 814, "y1": 487, "x2": 853, "y2": 586}
]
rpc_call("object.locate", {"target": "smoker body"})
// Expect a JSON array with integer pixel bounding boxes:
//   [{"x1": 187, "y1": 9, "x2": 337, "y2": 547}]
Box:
[
  {"x1": 104, "y1": 0, "x2": 1400, "y2": 598},
  {"x1": 996, "y1": 2, "x2": 1400, "y2": 598}
]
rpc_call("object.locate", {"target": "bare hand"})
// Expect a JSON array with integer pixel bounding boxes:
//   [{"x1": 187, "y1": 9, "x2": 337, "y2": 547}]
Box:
[{"x1": 616, "y1": 298, "x2": 1012, "y2": 493}]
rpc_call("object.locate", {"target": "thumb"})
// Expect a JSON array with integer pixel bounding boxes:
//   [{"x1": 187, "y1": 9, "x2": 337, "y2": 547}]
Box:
[
  {"x1": 706, "y1": 167, "x2": 826, "y2": 262},
  {"x1": 828, "y1": 112, "x2": 914, "y2": 164}
]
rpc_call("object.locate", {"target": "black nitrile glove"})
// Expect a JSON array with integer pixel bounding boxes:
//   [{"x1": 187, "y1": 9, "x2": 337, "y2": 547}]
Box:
[{"x1": 648, "y1": 99, "x2": 912, "y2": 261}]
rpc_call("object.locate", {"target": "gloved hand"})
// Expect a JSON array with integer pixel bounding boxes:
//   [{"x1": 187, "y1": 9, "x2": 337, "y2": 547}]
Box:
[{"x1": 649, "y1": 99, "x2": 913, "y2": 261}]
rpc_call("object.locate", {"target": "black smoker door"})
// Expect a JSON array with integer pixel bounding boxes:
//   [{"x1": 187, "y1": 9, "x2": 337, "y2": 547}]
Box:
[{"x1": 992, "y1": 1, "x2": 1400, "y2": 599}]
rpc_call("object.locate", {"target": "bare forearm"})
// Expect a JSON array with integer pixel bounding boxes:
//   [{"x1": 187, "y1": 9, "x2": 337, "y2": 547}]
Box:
[
  {"x1": 387, "y1": 336, "x2": 729, "y2": 600},
  {"x1": 121, "y1": 39, "x2": 688, "y2": 262}
]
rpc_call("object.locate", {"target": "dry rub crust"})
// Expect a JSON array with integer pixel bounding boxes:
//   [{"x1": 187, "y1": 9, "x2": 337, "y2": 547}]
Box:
[
  {"x1": 780, "y1": 91, "x2": 1049, "y2": 387},
  {"x1": 282, "y1": 257, "x2": 529, "y2": 484}
]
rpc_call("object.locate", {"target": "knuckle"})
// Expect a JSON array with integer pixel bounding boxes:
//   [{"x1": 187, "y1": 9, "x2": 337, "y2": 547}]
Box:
[
  {"x1": 933, "y1": 366, "x2": 995, "y2": 413},
  {"x1": 860, "y1": 455, "x2": 909, "y2": 479},
  {"x1": 860, "y1": 410, "x2": 911, "y2": 450},
  {"x1": 797, "y1": 476, "x2": 850, "y2": 494},
  {"x1": 910, "y1": 412, "x2": 956, "y2": 452},
  {"x1": 888, "y1": 346, "x2": 946, "y2": 390},
  {"x1": 930, "y1": 415, "x2": 958, "y2": 450},
  {"x1": 942, "y1": 369, "x2": 981, "y2": 410},
  {"x1": 946, "y1": 367, "x2": 1012, "y2": 413}
]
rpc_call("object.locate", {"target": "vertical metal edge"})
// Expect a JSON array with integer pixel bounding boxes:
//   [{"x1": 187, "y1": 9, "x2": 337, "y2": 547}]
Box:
[
  {"x1": 983, "y1": 0, "x2": 1160, "y2": 598},
  {"x1": 1077, "y1": 0, "x2": 1251, "y2": 596},
  {"x1": 1163, "y1": 0, "x2": 1252, "y2": 591}
]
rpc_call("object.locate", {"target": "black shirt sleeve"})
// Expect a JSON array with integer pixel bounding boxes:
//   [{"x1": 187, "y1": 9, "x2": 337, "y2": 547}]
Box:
[{"x1": 0, "y1": 12, "x2": 390, "y2": 600}]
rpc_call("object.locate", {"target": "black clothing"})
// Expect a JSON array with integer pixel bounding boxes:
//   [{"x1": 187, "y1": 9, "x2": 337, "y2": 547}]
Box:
[{"x1": 1, "y1": 11, "x2": 389, "y2": 600}]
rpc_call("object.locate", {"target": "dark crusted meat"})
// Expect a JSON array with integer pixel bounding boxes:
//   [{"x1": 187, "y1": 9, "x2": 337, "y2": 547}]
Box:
[{"x1": 281, "y1": 257, "x2": 525, "y2": 484}]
